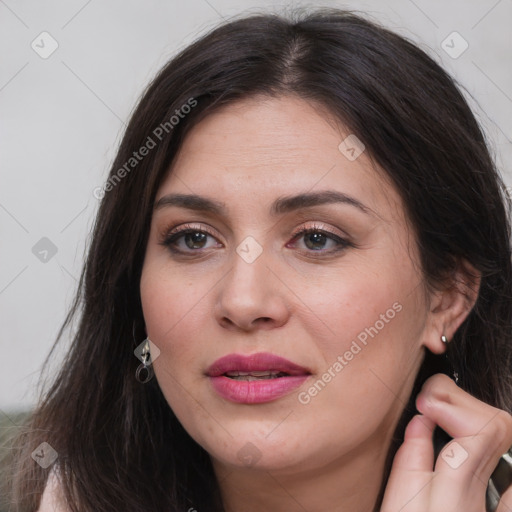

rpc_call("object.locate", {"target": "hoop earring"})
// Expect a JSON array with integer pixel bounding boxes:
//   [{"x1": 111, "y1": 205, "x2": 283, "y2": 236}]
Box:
[{"x1": 135, "y1": 338, "x2": 154, "y2": 384}]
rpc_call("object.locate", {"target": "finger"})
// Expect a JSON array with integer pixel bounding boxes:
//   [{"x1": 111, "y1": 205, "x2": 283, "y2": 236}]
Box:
[
  {"x1": 416, "y1": 375, "x2": 491, "y2": 437},
  {"x1": 380, "y1": 414, "x2": 436, "y2": 512},
  {"x1": 415, "y1": 374, "x2": 512, "y2": 512},
  {"x1": 398, "y1": 414, "x2": 436, "y2": 471},
  {"x1": 416, "y1": 375, "x2": 512, "y2": 477}
]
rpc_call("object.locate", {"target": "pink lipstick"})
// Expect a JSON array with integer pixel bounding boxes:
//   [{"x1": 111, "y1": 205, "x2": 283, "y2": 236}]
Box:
[{"x1": 206, "y1": 352, "x2": 311, "y2": 404}]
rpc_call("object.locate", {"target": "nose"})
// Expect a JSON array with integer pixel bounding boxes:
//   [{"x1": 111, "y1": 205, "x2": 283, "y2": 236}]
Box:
[{"x1": 214, "y1": 248, "x2": 290, "y2": 332}]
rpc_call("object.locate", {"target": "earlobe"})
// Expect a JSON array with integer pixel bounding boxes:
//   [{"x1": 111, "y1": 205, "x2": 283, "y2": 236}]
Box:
[
  {"x1": 423, "y1": 331, "x2": 451, "y2": 355},
  {"x1": 421, "y1": 260, "x2": 481, "y2": 355}
]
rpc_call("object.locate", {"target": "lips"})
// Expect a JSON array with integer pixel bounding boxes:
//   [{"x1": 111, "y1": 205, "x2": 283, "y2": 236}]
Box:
[
  {"x1": 206, "y1": 352, "x2": 311, "y2": 404},
  {"x1": 206, "y1": 352, "x2": 311, "y2": 378}
]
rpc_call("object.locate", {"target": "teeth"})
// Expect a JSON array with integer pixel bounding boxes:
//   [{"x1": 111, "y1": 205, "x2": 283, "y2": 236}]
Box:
[
  {"x1": 226, "y1": 371, "x2": 280, "y2": 377},
  {"x1": 230, "y1": 375, "x2": 279, "y2": 381},
  {"x1": 225, "y1": 371, "x2": 288, "y2": 380},
  {"x1": 232, "y1": 375, "x2": 270, "y2": 381}
]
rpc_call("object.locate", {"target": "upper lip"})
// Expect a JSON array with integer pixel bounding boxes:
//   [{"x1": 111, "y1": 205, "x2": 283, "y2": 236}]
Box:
[{"x1": 206, "y1": 352, "x2": 311, "y2": 377}]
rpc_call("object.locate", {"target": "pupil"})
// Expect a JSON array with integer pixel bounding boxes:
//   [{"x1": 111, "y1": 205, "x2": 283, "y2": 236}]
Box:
[
  {"x1": 185, "y1": 232, "x2": 207, "y2": 249},
  {"x1": 305, "y1": 232, "x2": 326, "y2": 250}
]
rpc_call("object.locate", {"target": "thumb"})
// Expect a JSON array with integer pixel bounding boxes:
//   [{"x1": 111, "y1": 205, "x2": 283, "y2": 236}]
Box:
[{"x1": 380, "y1": 414, "x2": 436, "y2": 512}]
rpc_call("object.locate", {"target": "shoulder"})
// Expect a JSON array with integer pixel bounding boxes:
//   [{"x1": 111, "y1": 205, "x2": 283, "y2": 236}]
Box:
[{"x1": 38, "y1": 467, "x2": 68, "y2": 512}]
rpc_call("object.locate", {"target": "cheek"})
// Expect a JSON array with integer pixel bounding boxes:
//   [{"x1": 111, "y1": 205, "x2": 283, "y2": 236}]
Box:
[
  {"x1": 139, "y1": 262, "x2": 209, "y2": 370},
  {"x1": 298, "y1": 279, "x2": 426, "y2": 432},
  {"x1": 141, "y1": 258, "x2": 204, "y2": 333},
  {"x1": 290, "y1": 255, "x2": 408, "y2": 354},
  {"x1": 140, "y1": 264, "x2": 214, "y2": 427},
  {"x1": 295, "y1": 254, "x2": 426, "y2": 405}
]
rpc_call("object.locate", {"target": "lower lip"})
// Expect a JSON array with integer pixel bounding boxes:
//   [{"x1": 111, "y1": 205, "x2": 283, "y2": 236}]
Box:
[{"x1": 209, "y1": 375, "x2": 310, "y2": 404}]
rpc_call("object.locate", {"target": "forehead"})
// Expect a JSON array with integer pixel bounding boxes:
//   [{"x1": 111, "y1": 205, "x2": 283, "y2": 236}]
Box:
[{"x1": 157, "y1": 95, "x2": 401, "y2": 221}]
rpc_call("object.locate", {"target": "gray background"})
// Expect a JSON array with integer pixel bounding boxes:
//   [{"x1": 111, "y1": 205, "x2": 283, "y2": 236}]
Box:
[{"x1": 1, "y1": 0, "x2": 511, "y2": 414}]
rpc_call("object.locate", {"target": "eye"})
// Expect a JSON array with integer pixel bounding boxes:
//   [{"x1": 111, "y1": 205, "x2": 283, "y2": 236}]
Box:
[
  {"x1": 288, "y1": 224, "x2": 351, "y2": 254},
  {"x1": 158, "y1": 222, "x2": 351, "y2": 257},
  {"x1": 159, "y1": 223, "x2": 222, "y2": 254}
]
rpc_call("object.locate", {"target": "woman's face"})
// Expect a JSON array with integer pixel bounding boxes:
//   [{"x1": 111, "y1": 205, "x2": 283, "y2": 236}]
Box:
[{"x1": 140, "y1": 95, "x2": 434, "y2": 476}]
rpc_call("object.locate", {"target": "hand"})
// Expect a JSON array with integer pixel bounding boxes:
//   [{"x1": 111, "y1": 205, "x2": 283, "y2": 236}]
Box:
[{"x1": 380, "y1": 373, "x2": 512, "y2": 512}]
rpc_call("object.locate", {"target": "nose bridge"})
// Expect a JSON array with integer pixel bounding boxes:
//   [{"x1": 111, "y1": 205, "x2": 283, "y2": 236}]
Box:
[
  {"x1": 215, "y1": 239, "x2": 289, "y2": 330},
  {"x1": 224, "y1": 241, "x2": 270, "y2": 305}
]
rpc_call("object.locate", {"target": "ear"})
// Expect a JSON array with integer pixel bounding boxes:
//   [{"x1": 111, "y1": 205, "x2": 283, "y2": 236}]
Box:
[{"x1": 422, "y1": 260, "x2": 481, "y2": 355}]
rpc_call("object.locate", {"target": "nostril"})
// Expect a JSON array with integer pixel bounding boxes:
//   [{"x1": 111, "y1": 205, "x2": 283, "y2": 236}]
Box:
[{"x1": 220, "y1": 317, "x2": 236, "y2": 328}]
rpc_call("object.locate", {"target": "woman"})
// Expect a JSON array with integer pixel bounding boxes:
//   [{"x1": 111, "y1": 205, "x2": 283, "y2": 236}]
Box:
[{"x1": 5, "y1": 8, "x2": 512, "y2": 512}]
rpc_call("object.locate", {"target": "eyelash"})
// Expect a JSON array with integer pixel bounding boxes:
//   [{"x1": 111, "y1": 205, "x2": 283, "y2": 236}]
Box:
[
  {"x1": 288, "y1": 223, "x2": 352, "y2": 255},
  {"x1": 158, "y1": 223, "x2": 219, "y2": 254},
  {"x1": 158, "y1": 222, "x2": 352, "y2": 257}
]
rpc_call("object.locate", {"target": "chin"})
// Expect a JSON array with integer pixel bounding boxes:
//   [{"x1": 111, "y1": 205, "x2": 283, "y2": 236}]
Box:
[{"x1": 199, "y1": 428, "x2": 313, "y2": 473}]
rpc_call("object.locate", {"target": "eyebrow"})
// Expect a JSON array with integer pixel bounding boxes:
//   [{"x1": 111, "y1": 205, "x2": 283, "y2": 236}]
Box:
[{"x1": 153, "y1": 191, "x2": 371, "y2": 216}]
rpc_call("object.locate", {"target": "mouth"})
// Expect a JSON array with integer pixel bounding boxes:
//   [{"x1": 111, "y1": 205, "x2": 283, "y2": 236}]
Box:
[
  {"x1": 206, "y1": 352, "x2": 311, "y2": 404},
  {"x1": 206, "y1": 352, "x2": 311, "y2": 378},
  {"x1": 223, "y1": 370, "x2": 291, "y2": 381}
]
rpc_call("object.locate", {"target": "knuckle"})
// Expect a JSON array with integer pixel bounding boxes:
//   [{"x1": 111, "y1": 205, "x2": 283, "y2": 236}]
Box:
[{"x1": 421, "y1": 373, "x2": 455, "y2": 402}]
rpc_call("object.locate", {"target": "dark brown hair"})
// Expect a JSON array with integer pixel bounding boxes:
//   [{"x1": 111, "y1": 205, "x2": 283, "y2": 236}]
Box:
[{"x1": 4, "y1": 8, "x2": 512, "y2": 512}]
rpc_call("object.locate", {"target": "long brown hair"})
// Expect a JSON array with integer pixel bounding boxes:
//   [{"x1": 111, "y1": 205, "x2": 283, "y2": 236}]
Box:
[{"x1": 4, "y1": 8, "x2": 512, "y2": 511}]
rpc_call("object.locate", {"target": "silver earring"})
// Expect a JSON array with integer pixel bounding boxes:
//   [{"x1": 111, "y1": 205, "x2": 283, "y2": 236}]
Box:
[
  {"x1": 135, "y1": 338, "x2": 154, "y2": 384},
  {"x1": 441, "y1": 335, "x2": 448, "y2": 344}
]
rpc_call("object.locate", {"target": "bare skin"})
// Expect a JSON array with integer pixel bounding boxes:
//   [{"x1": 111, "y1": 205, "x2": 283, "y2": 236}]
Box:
[{"x1": 137, "y1": 95, "x2": 512, "y2": 512}]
